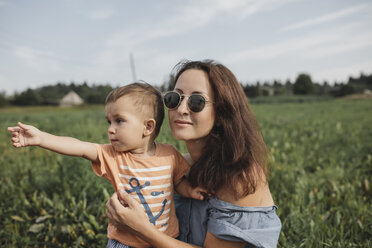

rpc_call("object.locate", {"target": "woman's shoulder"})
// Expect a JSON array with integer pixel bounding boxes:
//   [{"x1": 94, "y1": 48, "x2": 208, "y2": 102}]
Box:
[
  {"x1": 216, "y1": 181, "x2": 274, "y2": 207},
  {"x1": 206, "y1": 193, "x2": 281, "y2": 248}
]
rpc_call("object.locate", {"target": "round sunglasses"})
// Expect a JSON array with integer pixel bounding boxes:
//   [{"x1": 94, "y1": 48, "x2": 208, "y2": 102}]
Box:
[{"x1": 163, "y1": 91, "x2": 213, "y2": 113}]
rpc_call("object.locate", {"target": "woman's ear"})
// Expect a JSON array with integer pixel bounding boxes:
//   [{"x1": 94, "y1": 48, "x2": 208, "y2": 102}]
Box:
[{"x1": 143, "y1": 119, "x2": 156, "y2": 137}]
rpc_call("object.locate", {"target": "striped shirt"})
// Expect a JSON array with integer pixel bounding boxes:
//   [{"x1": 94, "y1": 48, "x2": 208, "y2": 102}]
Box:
[{"x1": 92, "y1": 143, "x2": 190, "y2": 248}]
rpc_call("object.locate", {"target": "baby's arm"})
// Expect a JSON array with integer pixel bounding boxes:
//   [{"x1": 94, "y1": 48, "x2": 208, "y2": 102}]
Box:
[
  {"x1": 8, "y1": 122, "x2": 98, "y2": 162},
  {"x1": 175, "y1": 177, "x2": 210, "y2": 201}
]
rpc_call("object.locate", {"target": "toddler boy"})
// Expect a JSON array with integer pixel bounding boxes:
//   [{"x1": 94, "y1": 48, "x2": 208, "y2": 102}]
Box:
[{"x1": 8, "y1": 82, "x2": 205, "y2": 248}]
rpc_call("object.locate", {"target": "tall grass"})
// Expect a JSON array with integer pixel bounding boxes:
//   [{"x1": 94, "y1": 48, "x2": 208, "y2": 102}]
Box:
[{"x1": 1, "y1": 100, "x2": 371, "y2": 247}]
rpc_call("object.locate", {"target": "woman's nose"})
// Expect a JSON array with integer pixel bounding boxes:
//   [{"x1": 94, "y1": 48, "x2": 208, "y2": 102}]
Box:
[{"x1": 177, "y1": 96, "x2": 189, "y2": 114}]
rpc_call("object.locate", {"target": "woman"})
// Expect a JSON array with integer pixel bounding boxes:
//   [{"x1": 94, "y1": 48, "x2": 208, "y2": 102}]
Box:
[{"x1": 106, "y1": 60, "x2": 282, "y2": 248}]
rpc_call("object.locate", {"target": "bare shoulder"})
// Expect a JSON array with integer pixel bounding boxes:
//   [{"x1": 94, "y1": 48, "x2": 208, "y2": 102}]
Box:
[{"x1": 217, "y1": 168, "x2": 275, "y2": 207}]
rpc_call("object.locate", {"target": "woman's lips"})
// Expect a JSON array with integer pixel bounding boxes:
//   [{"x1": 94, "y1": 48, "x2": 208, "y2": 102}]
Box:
[{"x1": 174, "y1": 119, "x2": 192, "y2": 126}]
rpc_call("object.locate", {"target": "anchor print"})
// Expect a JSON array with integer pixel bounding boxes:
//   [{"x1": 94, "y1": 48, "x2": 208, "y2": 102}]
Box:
[{"x1": 125, "y1": 177, "x2": 167, "y2": 225}]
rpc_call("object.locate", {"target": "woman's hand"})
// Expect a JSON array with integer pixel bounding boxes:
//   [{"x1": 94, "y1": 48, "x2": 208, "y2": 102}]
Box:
[
  {"x1": 106, "y1": 190, "x2": 152, "y2": 236},
  {"x1": 106, "y1": 191, "x2": 200, "y2": 248}
]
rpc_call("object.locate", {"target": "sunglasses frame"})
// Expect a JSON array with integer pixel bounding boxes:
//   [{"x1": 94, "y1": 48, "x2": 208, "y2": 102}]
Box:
[{"x1": 163, "y1": 91, "x2": 213, "y2": 113}]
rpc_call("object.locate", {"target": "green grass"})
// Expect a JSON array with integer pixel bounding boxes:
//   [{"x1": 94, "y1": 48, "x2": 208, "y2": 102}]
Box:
[
  {"x1": 249, "y1": 94, "x2": 333, "y2": 104},
  {"x1": 1, "y1": 99, "x2": 371, "y2": 247}
]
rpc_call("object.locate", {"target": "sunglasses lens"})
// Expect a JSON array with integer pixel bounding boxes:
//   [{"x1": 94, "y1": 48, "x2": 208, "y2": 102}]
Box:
[
  {"x1": 164, "y1": 92, "x2": 180, "y2": 109},
  {"x1": 188, "y1": 95, "x2": 206, "y2": 112},
  {"x1": 164, "y1": 92, "x2": 207, "y2": 112}
]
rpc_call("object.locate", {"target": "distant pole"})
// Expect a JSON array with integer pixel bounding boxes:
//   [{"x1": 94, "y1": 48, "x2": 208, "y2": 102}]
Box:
[{"x1": 130, "y1": 53, "x2": 137, "y2": 82}]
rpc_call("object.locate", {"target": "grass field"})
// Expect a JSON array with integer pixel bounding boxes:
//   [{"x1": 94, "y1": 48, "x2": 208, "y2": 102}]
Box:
[{"x1": 1, "y1": 99, "x2": 371, "y2": 247}]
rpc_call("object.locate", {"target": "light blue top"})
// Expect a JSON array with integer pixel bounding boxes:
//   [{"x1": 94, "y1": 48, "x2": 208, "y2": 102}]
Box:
[{"x1": 175, "y1": 195, "x2": 281, "y2": 248}]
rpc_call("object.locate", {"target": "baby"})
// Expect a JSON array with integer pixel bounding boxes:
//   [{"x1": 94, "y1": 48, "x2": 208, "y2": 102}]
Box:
[{"x1": 8, "y1": 82, "x2": 206, "y2": 248}]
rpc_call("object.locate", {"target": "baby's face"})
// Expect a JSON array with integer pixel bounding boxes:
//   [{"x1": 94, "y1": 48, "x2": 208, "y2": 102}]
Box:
[{"x1": 105, "y1": 95, "x2": 146, "y2": 152}]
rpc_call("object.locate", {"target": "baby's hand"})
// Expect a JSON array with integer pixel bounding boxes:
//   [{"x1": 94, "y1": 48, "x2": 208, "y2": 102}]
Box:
[
  {"x1": 188, "y1": 186, "x2": 212, "y2": 201},
  {"x1": 7, "y1": 122, "x2": 42, "y2": 147}
]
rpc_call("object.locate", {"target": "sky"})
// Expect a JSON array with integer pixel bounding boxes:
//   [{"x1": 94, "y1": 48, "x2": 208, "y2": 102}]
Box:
[{"x1": 0, "y1": 0, "x2": 371, "y2": 95}]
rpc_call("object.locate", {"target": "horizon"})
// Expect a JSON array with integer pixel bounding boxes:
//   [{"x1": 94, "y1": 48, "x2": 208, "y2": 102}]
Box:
[{"x1": 4, "y1": 69, "x2": 371, "y2": 97}]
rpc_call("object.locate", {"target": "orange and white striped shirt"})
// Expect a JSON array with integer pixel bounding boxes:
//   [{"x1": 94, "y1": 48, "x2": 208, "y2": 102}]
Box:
[{"x1": 92, "y1": 143, "x2": 190, "y2": 248}]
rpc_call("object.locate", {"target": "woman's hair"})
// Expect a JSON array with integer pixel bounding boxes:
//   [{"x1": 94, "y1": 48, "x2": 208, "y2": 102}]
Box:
[
  {"x1": 106, "y1": 81, "x2": 164, "y2": 139},
  {"x1": 172, "y1": 60, "x2": 270, "y2": 199}
]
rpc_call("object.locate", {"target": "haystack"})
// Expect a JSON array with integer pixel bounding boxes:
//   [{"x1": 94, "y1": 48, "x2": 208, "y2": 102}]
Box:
[{"x1": 59, "y1": 91, "x2": 84, "y2": 106}]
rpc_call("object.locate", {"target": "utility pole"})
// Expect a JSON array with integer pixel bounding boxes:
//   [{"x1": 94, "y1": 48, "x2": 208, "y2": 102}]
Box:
[{"x1": 130, "y1": 52, "x2": 137, "y2": 82}]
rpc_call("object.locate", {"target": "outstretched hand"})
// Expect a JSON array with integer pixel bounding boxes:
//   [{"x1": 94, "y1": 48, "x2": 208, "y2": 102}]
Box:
[{"x1": 7, "y1": 122, "x2": 42, "y2": 147}]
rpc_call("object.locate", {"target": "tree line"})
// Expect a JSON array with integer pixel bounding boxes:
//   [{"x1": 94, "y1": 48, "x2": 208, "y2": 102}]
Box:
[
  {"x1": 0, "y1": 82, "x2": 113, "y2": 107},
  {"x1": 240, "y1": 73, "x2": 372, "y2": 98},
  {"x1": 1, "y1": 72, "x2": 371, "y2": 107}
]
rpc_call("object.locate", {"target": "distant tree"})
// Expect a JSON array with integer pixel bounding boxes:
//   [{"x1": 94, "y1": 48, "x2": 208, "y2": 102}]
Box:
[
  {"x1": 0, "y1": 92, "x2": 8, "y2": 107},
  {"x1": 282, "y1": 79, "x2": 292, "y2": 95},
  {"x1": 86, "y1": 84, "x2": 113, "y2": 104},
  {"x1": 273, "y1": 80, "x2": 282, "y2": 87},
  {"x1": 74, "y1": 82, "x2": 91, "y2": 100},
  {"x1": 272, "y1": 80, "x2": 287, "y2": 95},
  {"x1": 12, "y1": 88, "x2": 42, "y2": 105},
  {"x1": 331, "y1": 83, "x2": 355, "y2": 97},
  {"x1": 316, "y1": 81, "x2": 331, "y2": 95},
  {"x1": 86, "y1": 92, "x2": 102, "y2": 104},
  {"x1": 340, "y1": 84, "x2": 355, "y2": 96},
  {"x1": 241, "y1": 82, "x2": 259, "y2": 98},
  {"x1": 348, "y1": 73, "x2": 372, "y2": 92},
  {"x1": 293, "y1": 73, "x2": 314, "y2": 95},
  {"x1": 38, "y1": 83, "x2": 70, "y2": 105}
]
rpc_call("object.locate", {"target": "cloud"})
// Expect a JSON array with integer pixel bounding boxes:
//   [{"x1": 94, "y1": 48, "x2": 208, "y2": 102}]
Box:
[
  {"x1": 225, "y1": 19, "x2": 372, "y2": 64},
  {"x1": 104, "y1": 0, "x2": 295, "y2": 49},
  {"x1": 236, "y1": 0, "x2": 298, "y2": 19},
  {"x1": 302, "y1": 33, "x2": 372, "y2": 59},
  {"x1": 76, "y1": 0, "x2": 301, "y2": 87},
  {"x1": 85, "y1": 8, "x2": 114, "y2": 20},
  {"x1": 13, "y1": 46, "x2": 62, "y2": 72},
  {"x1": 280, "y1": 2, "x2": 371, "y2": 32},
  {"x1": 312, "y1": 60, "x2": 372, "y2": 83},
  {"x1": 225, "y1": 32, "x2": 339, "y2": 63},
  {"x1": 0, "y1": 1, "x2": 9, "y2": 7},
  {"x1": 95, "y1": 0, "x2": 295, "y2": 73}
]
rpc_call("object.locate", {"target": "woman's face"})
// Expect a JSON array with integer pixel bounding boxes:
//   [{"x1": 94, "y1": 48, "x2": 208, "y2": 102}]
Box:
[{"x1": 168, "y1": 69, "x2": 215, "y2": 141}]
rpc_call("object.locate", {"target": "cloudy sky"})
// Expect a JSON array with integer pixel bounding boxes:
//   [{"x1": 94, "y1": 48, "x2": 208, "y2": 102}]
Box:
[{"x1": 0, "y1": 0, "x2": 371, "y2": 94}]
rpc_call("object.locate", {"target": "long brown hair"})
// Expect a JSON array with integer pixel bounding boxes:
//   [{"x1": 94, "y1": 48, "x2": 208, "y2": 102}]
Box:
[{"x1": 173, "y1": 60, "x2": 270, "y2": 199}]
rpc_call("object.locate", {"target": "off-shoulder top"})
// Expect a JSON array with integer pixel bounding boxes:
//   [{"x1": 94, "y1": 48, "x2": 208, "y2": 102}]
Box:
[{"x1": 175, "y1": 195, "x2": 281, "y2": 248}]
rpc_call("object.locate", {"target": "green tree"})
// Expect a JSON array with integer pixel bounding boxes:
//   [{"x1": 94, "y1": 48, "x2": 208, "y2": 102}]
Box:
[
  {"x1": 0, "y1": 91, "x2": 8, "y2": 107},
  {"x1": 38, "y1": 83, "x2": 70, "y2": 105},
  {"x1": 12, "y1": 88, "x2": 42, "y2": 105},
  {"x1": 293, "y1": 73, "x2": 314, "y2": 95},
  {"x1": 86, "y1": 84, "x2": 113, "y2": 104}
]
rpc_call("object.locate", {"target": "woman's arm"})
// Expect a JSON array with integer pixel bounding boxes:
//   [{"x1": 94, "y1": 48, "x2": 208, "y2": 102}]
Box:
[
  {"x1": 106, "y1": 191, "x2": 245, "y2": 248},
  {"x1": 106, "y1": 191, "x2": 198, "y2": 248},
  {"x1": 204, "y1": 232, "x2": 245, "y2": 248}
]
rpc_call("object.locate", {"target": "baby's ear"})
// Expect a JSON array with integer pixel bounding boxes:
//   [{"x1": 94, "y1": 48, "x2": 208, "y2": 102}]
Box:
[{"x1": 143, "y1": 119, "x2": 156, "y2": 137}]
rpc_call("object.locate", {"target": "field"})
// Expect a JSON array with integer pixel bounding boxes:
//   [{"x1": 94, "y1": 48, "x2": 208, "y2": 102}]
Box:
[{"x1": 1, "y1": 99, "x2": 371, "y2": 247}]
